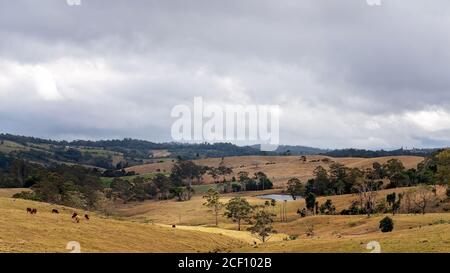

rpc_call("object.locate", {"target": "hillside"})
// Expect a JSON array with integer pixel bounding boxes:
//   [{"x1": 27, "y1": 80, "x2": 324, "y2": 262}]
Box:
[
  {"x1": 0, "y1": 197, "x2": 245, "y2": 253},
  {"x1": 126, "y1": 155, "x2": 425, "y2": 186},
  {"x1": 1, "y1": 185, "x2": 449, "y2": 253},
  {"x1": 236, "y1": 214, "x2": 450, "y2": 253},
  {"x1": 102, "y1": 187, "x2": 450, "y2": 253},
  {"x1": 0, "y1": 133, "x2": 266, "y2": 168},
  {"x1": 0, "y1": 133, "x2": 432, "y2": 171}
]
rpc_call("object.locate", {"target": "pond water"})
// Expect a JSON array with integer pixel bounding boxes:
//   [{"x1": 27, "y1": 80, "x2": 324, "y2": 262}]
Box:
[{"x1": 256, "y1": 194, "x2": 302, "y2": 201}]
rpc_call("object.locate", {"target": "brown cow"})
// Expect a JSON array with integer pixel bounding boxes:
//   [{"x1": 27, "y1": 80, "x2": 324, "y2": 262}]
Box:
[
  {"x1": 72, "y1": 212, "x2": 81, "y2": 223},
  {"x1": 52, "y1": 209, "x2": 59, "y2": 214},
  {"x1": 26, "y1": 208, "x2": 32, "y2": 214},
  {"x1": 31, "y1": 208, "x2": 37, "y2": 214}
]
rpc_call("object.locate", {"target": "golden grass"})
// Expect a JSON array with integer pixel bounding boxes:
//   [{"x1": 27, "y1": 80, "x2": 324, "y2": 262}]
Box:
[
  {"x1": 0, "y1": 188, "x2": 30, "y2": 198},
  {"x1": 0, "y1": 197, "x2": 245, "y2": 253},
  {"x1": 158, "y1": 224, "x2": 288, "y2": 244},
  {"x1": 2, "y1": 188, "x2": 449, "y2": 253},
  {"x1": 114, "y1": 186, "x2": 447, "y2": 227},
  {"x1": 236, "y1": 214, "x2": 450, "y2": 253},
  {"x1": 126, "y1": 155, "x2": 424, "y2": 187}
]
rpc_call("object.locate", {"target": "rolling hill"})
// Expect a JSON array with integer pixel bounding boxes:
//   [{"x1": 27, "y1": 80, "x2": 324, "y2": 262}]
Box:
[
  {"x1": 0, "y1": 197, "x2": 245, "y2": 253},
  {"x1": 126, "y1": 155, "x2": 425, "y2": 186}
]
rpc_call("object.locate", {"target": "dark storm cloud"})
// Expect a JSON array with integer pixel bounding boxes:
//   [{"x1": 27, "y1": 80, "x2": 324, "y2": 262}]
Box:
[{"x1": 1, "y1": 0, "x2": 450, "y2": 149}]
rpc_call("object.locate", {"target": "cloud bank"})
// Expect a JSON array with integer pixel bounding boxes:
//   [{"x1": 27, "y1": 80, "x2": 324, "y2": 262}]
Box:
[{"x1": 1, "y1": 0, "x2": 450, "y2": 149}]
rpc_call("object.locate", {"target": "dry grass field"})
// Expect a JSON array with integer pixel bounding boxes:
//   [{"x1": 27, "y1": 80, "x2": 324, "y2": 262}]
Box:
[
  {"x1": 236, "y1": 214, "x2": 450, "y2": 253},
  {"x1": 0, "y1": 188, "x2": 31, "y2": 198},
  {"x1": 2, "y1": 155, "x2": 449, "y2": 253},
  {"x1": 0, "y1": 197, "x2": 245, "y2": 253},
  {"x1": 113, "y1": 186, "x2": 448, "y2": 227},
  {"x1": 126, "y1": 155, "x2": 424, "y2": 186},
  {"x1": 1, "y1": 186, "x2": 449, "y2": 253}
]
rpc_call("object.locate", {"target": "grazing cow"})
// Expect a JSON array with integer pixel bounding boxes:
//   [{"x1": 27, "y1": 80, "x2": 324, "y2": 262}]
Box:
[
  {"x1": 31, "y1": 208, "x2": 37, "y2": 214},
  {"x1": 26, "y1": 208, "x2": 32, "y2": 214},
  {"x1": 172, "y1": 225, "x2": 176, "y2": 228},
  {"x1": 52, "y1": 209, "x2": 59, "y2": 214},
  {"x1": 84, "y1": 214, "x2": 90, "y2": 220},
  {"x1": 72, "y1": 212, "x2": 82, "y2": 223}
]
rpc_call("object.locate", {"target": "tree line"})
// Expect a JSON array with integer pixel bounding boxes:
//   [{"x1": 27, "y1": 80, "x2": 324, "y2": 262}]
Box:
[{"x1": 6, "y1": 155, "x2": 273, "y2": 209}]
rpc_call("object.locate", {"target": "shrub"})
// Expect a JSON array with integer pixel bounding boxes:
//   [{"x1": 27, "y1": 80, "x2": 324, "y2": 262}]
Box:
[
  {"x1": 231, "y1": 183, "x2": 242, "y2": 192},
  {"x1": 379, "y1": 216, "x2": 394, "y2": 232},
  {"x1": 12, "y1": 191, "x2": 41, "y2": 201}
]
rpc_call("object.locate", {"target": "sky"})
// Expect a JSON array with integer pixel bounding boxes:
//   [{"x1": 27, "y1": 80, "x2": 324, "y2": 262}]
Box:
[{"x1": 1, "y1": 0, "x2": 450, "y2": 149}]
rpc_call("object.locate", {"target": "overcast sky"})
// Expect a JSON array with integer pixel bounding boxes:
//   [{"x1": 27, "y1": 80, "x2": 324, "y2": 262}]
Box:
[{"x1": 1, "y1": 0, "x2": 450, "y2": 149}]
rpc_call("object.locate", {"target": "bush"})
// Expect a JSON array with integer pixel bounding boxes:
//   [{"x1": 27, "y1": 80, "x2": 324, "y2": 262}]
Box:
[
  {"x1": 12, "y1": 191, "x2": 41, "y2": 201},
  {"x1": 379, "y1": 216, "x2": 394, "y2": 232},
  {"x1": 231, "y1": 183, "x2": 242, "y2": 192}
]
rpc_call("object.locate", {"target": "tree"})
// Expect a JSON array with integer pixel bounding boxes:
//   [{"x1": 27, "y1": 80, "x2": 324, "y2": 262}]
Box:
[
  {"x1": 208, "y1": 167, "x2": 220, "y2": 183},
  {"x1": 355, "y1": 177, "x2": 378, "y2": 217},
  {"x1": 237, "y1": 171, "x2": 249, "y2": 191},
  {"x1": 392, "y1": 193, "x2": 403, "y2": 215},
  {"x1": 217, "y1": 164, "x2": 233, "y2": 181},
  {"x1": 436, "y1": 149, "x2": 450, "y2": 186},
  {"x1": 372, "y1": 162, "x2": 385, "y2": 179},
  {"x1": 170, "y1": 160, "x2": 203, "y2": 200},
  {"x1": 319, "y1": 199, "x2": 336, "y2": 215},
  {"x1": 329, "y1": 163, "x2": 347, "y2": 193},
  {"x1": 384, "y1": 159, "x2": 405, "y2": 177},
  {"x1": 286, "y1": 178, "x2": 305, "y2": 200},
  {"x1": 152, "y1": 173, "x2": 171, "y2": 200},
  {"x1": 247, "y1": 210, "x2": 277, "y2": 243},
  {"x1": 379, "y1": 216, "x2": 394, "y2": 232},
  {"x1": 203, "y1": 189, "x2": 223, "y2": 226},
  {"x1": 224, "y1": 197, "x2": 253, "y2": 231},
  {"x1": 254, "y1": 172, "x2": 273, "y2": 190},
  {"x1": 170, "y1": 187, "x2": 185, "y2": 201},
  {"x1": 388, "y1": 172, "x2": 410, "y2": 188},
  {"x1": 305, "y1": 192, "x2": 316, "y2": 214},
  {"x1": 312, "y1": 166, "x2": 331, "y2": 195},
  {"x1": 386, "y1": 192, "x2": 402, "y2": 215},
  {"x1": 110, "y1": 178, "x2": 135, "y2": 203},
  {"x1": 386, "y1": 192, "x2": 396, "y2": 207},
  {"x1": 413, "y1": 185, "x2": 435, "y2": 214}
]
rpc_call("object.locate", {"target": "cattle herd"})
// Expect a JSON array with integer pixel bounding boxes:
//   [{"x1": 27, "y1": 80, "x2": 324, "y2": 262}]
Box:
[{"x1": 27, "y1": 207, "x2": 90, "y2": 223}]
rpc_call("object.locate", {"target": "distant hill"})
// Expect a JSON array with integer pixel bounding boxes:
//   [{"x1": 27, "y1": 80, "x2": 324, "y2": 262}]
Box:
[
  {"x1": 323, "y1": 148, "x2": 439, "y2": 158},
  {"x1": 0, "y1": 133, "x2": 441, "y2": 170},
  {"x1": 0, "y1": 133, "x2": 262, "y2": 169},
  {"x1": 274, "y1": 145, "x2": 329, "y2": 155}
]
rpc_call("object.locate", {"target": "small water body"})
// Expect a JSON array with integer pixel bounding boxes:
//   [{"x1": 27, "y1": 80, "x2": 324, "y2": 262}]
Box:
[{"x1": 256, "y1": 194, "x2": 302, "y2": 201}]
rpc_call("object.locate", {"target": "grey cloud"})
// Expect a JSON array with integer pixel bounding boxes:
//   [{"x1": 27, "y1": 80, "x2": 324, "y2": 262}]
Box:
[{"x1": 1, "y1": 0, "x2": 450, "y2": 148}]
